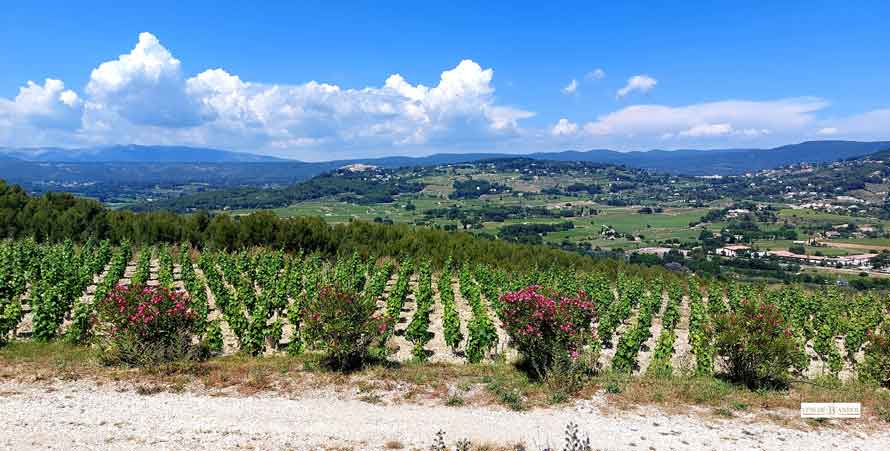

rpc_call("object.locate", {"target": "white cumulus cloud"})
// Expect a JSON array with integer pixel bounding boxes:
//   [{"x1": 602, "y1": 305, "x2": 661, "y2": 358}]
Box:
[
  {"x1": 181, "y1": 59, "x2": 532, "y2": 153},
  {"x1": 0, "y1": 78, "x2": 82, "y2": 130},
  {"x1": 1, "y1": 32, "x2": 532, "y2": 157},
  {"x1": 85, "y1": 32, "x2": 205, "y2": 128},
  {"x1": 551, "y1": 118, "x2": 579, "y2": 137},
  {"x1": 617, "y1": 74, "x2": 657, "y2": 98},
  {"x1": 2, "y1": 32, "x2": 890, "y2": 156}
]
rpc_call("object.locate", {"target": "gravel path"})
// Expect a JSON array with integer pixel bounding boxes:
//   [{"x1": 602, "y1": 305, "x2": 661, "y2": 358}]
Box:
[{"x1": 1, "y1": 380, "x2": 886, "y2": 451}]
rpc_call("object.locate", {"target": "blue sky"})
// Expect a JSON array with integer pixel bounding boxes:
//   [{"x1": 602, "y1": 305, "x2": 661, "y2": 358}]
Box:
[{"x1": 1, "y1": 1, "x2": 889, "y2": 160}]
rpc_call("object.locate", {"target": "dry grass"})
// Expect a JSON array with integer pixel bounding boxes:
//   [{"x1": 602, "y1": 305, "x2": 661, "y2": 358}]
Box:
[{"x1": 2, "y1": 341, "x2": 888, "y2": 429}]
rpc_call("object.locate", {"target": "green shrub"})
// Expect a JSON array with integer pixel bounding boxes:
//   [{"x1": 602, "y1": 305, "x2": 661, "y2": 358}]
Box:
[
  {"x1": 713, "y1": 300, "x2": 802, "y2": 389},
  {"x1": 301, "y1": 285, "x2": 386, "y2": 370}
]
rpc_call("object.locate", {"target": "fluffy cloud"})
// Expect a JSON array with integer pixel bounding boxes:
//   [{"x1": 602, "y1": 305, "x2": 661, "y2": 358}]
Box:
[
  {"x1": 561, "y1": 79, "x2": 578, "y2": 95},
  {"x1": 182, "y1": 59, "x2": 532, "y2": 153},
  {"x1": 0, "y1": 78, "x2": 82, "y2": 129},
  {"x1": 1, "y1": 32, "x2": 888, "y2": 156},
  {"x1": 0, "y1": 32, "x2": 530, "y2": 157},
  {"x1": 85, "y1": 32, "x2": 204, "y2": 128},
  {"x1": 551, "y1": 118, "x2": 579, "y2": 137},
  {"x1": 617, "y1": 74, "x2": 657, "y2": 98}
]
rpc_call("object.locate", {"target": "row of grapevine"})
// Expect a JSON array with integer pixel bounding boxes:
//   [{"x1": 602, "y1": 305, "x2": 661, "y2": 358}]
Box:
[
  {"x1": 687, "y1": 277, "x2": 714, "y2": 375},
  {"x1": 217, "y1": 251, "x2": 276, "y2": 356},
  {"x1": 598, "y1": 273, "x2": 640, "y2": 347},
  {"x1": 30, "y1": 240, "x2": 112, "y2": 341},
  {"x1": 439, "y1": 259, "x2": 463, "y2": 352},
  {"x1": 0, "y1": 239, "x2": 40, "y2": 343},
  {"x1": 804, "y1": 289, "x2": 844, "y2": 375},
  {"x1": 178, "y1": 245, "x2": 210, "y2": 336},
  {"x1": 285, "y1": 252, "x2": 308, "y2": 354},
  {"x1": 459, "y1": 264, "x2": 498, "y2": 363},
  {"x1": 198, "y1": 252, "x2": 236, "y2": 352},
  {"x1": 384, "y1": 257, "x2": 413, "y2": 339},
  {"x1": 330, "y1": 251, "x2": 368, "y2": 294},
  {"x1": 157, "y1": 245, "x2": 175, "y2": 289},
  {"x1": 130, "y1": 246, "x2": 152, "y2": 287},
  {"x1": 405, "y1": 260, "x2": 433, "y2": 361},
  {"x1": 646, "y1": 280, "x2": 683, "y2": 376},
  {"x1": 842, "y1": 292, "x2": 885, "y2": 361},
  {"x1": 362, "y1": 260, "x2": 393, "y2": 305},
  {"x1": 474, "y1": 264, "x2": 506, "y2": 316},
  {"x1": 612, "y1": 279, "x2": 663, "y2": 373}
]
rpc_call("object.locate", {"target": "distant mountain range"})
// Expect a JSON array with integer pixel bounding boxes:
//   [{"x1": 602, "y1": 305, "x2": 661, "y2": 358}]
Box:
[
  {"x1": 338, "y1": 140, "x2": 890, "y2": 175},
  {"x1": 2, "y1": 140, "x2": 890, "y2": 177},
  {"x1": 1, "y1": 145, "x2": 286, "y2": 163},
  {"x1": 528, "y1": 141, "x2": 890, "y2": 175}
]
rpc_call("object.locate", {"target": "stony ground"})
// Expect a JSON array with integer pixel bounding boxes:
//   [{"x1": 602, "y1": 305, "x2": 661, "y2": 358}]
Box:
[{"x1": 1, "y1": 379, "x2": 887, "y2": 451}]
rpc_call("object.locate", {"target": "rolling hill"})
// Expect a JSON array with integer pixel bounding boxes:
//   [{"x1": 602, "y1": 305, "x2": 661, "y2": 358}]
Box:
[
  {"x1": 1, "y1": 145, "x2": 289, "y2": 163},
  {"x1": 4, "y1": 140, "x2": 889, "y2": 174}
]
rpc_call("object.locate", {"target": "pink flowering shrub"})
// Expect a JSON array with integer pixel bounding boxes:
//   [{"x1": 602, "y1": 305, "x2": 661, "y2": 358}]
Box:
[
  {"x1": 500, "y1": 286, "x2": 598, "y2": 378},
  {"x1": 713, "y1": 300, "x2": 803, "y2": 388},
  {"x1": 301, "y1": 285, "x2": 388, "y2": 370},
  {"x1": 96, "y1": 284, "x2": 202, "y2": 366}
]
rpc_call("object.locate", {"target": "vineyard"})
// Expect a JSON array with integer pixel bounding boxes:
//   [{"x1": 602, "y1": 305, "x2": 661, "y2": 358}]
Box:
[{"x1": 1, "y1": 238, "x2": 889, "y2": 381}]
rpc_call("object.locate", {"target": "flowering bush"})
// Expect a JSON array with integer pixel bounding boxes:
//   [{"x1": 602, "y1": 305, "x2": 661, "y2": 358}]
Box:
[
  {"x1": 96, "y1": 284, "x2": 201, "y2": 366},
  {"x1": 859, "y1": 325, "x2": 890, "y2": 387},
  {"x1": 500, "y1": 286, "x2": 598, "y2": 378},
  {"x1": 713, "y1": 300, "x2": 803, "y2": 389},
  {"x1": 301, "y1": 285, "x2": 387, "y2": 370}
]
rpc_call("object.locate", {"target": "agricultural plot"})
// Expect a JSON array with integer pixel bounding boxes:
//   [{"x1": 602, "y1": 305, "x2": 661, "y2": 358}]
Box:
[{"x1": 1, "y1": 238, "x2": 889, "y2": 381}]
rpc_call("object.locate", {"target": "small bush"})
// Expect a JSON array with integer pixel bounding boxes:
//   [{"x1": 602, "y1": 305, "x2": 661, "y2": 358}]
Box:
[
  {"x1": 604, "y1": 381, "x2": 621, "y2": 394},
  {"x1": 501, "y1": 286, "x2": 598, "y2": 380},
  {"x1": 301, "y1": 285, "x2": 387, "y2": 370},
  {"x1": 713, "y1": 300, "x2": 801, "y2": 389},
  {"x1": 96, "y1": 284, "x2": 203, "y2": 366},
  {"x1": 859, "y1": 326, "x2": 890, "y2": 388}
]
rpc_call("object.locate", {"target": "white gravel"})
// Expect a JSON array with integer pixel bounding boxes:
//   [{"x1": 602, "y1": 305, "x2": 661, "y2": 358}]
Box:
[{"x1": 1, "y1": 380, "x2": 887, "y2": 450}]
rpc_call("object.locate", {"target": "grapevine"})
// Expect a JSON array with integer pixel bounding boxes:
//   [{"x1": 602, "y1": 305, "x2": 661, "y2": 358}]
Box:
[
  {"x1": 405, "y1": 260, "x2": 433, "y2": 361},
  {"x1": 460, "y1": 264, "x2": 498, "y2": 363},
  {"x1": 439, "y1": 258, "x2": 463, "y2": 352}
]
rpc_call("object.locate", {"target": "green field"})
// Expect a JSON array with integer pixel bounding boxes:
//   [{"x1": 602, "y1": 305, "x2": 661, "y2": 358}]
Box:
[
  {"x1": 752, "y1": 240, "x2": 854, "y2": 256},
  {"x1": 221, "y1": 161, "x2": 890, "y2": 258}
]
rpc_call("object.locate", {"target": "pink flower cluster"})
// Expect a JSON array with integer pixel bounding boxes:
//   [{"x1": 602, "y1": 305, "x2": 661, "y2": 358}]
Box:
[
  {"x1": 99, "y1": 283, "x2": 195, "y2": 340},
  {"x1": 500, "y1": 285, "x2": 597, "y2": 361}
]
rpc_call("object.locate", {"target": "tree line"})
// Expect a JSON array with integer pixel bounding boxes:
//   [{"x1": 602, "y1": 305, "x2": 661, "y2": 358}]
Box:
[{"x1": 0, "y1": 180, "x2": 637, "y2": 275}]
